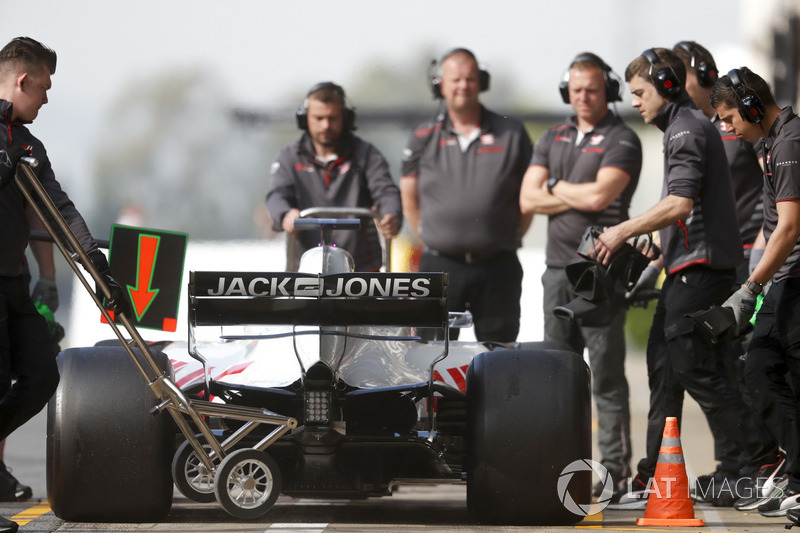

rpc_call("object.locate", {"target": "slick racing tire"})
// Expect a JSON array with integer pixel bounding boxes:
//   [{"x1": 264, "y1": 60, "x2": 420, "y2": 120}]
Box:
[
  {"x1": 214, "y1": 449, "x2": 282, "y2": 519},
  {"x1": 47, "y1": 346, "x2": 175, "y2": 521},
  {"x1": 466, "y1": 348, "x2": 591, "y2": 525}
]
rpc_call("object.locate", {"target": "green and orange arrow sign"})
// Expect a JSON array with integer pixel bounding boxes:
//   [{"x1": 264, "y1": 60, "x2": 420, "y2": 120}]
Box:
[
  {"x1": 108, "y1": 225, "x2": 188, "y2": 332},
  {"x1": 127, "y1": 234, "x2": 161, "y2": 321}
]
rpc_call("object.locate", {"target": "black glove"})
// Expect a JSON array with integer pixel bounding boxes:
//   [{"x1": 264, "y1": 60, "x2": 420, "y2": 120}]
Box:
[
  {"x1": 87, "y1": 250, "x2": 130, "y2": 317},
  {"x1": 32, "y1": 275, "x2": 59, "y2": 311},
  {"x1": 0, "y1": 145, "x2": 30, "y2": 188},
  {"x1": 721, "y1": 285, "x2": 757, "y2": 337},
  {"x1": 625, "y1": 265, "x2": 660, "y2": 308}
]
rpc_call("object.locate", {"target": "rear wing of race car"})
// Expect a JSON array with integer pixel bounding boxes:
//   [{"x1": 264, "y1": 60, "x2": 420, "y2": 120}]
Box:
[
  {"x1": 187, "y1": 271, "x2": 450, "y2": 394},
  {"x1": 188, "y1": 271, "x2": 448, "y2": 328}
]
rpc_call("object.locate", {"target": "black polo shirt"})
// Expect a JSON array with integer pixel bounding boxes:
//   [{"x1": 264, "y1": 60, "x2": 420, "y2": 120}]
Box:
[
  {"x1": 652, "y1": 94, "x2": 742, "y2": 273},
  {"x1": 530, "y1": 112, "x2": 642, "y2": 267},
  {"x1": 401, "y1": 106, "x2": 533, "y2": 256},
  {"x1": 713, "y1": 115, "x2": 764, "y2": 248},
  {"x1": 763, "y1": 106, "x2": 800, "y2": 281}
]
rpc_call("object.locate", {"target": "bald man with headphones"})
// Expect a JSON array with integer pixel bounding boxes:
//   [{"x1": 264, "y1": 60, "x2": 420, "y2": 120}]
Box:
[{"x1": 400, "y1": 48, "x2": 533, "y2": 343}]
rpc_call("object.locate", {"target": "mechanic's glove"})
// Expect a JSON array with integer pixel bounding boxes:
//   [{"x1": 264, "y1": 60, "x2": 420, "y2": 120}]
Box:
[
  {"x1": 625, "y1": 265, "x2": 660, "y2": 308},
  {"x1": 88, "y1": 250, "x2": 131, "y2": 317},
  {"x1": 32, "y1": 275, "x2": 59, "y2": 312},
  {"x1": 0, "y1": 145, "x2": 30, "y2": 188},
  {"x1": 721, "y1": 285, "x2": 757, "y2": 337}
]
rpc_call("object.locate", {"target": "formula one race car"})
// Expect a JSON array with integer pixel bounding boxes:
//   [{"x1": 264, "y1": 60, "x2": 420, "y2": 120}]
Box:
[{"x1": 25, "y1": 161, "x2": 591, "y2": 528}]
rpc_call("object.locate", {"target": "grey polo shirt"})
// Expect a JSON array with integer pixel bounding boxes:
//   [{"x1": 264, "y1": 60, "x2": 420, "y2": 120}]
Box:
[
  {"x1": 651, "y1": 94, "x2": 742, "y2": 274},
  {"x1": 713, "y1": 115, "x2": 764, "y2": 247},
  {"x1": 763, "y1": 107, "x2": 800, "y2": 281},
  {"x1": 401, "y1": 106, "x2": 533, "y2": 256},
  {"x1": 530, "y1": 112, "x2": 642, "y2": 267}
]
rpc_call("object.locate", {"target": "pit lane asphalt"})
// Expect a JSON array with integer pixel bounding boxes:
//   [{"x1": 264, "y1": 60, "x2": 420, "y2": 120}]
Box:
[{"x1": 4, "y1": 354, "x2": 795, "y2": 532}]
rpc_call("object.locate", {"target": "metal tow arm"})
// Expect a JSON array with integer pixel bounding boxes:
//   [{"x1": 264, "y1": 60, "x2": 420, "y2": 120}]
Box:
[{"x1": 14, "y1": 158, "x2": 296, "y2": 473}]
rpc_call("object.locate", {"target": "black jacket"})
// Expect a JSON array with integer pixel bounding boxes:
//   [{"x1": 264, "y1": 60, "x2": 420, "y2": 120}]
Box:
[{"x1": 0, "y1": 99, "x2": 97, "y2": 276}]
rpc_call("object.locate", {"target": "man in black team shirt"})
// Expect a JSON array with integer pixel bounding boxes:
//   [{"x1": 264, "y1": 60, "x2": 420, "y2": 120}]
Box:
[
  {"x1": 266, "y1": 81, "x2": 402, "y2": 272},
  {"x1": 596, "y1": 48, "x2": 772, "y2": 509},
  {"x1": 712, "y1": 67, "x2": 800, "y2": 520},
  {"x1": 672, "y1": 41, "x2": 782, "y2": 509},
  {"x1": 520, "y1": 52, "x2": 642, "y2": 496},
  {"x1": 0, "y1": 36, "x2": 127, "y2": 533}
]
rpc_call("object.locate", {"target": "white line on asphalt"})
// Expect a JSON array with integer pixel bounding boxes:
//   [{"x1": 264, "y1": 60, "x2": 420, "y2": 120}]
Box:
[{"x1": 268, "y1": 524, "x2": 328, "y2": 533}]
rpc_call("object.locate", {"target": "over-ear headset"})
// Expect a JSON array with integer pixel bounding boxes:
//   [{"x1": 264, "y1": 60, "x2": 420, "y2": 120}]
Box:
[
  {"x1": 429, "y1": 47, "x2": 490, "y2": 99},
  {"x1": 296, "y1": 81, "x2": 356, "y2": 131},
  {"x1": 726, "y1": 69, "x2": 765, "y2": 124},
  {"x1": 674, "y1": 41, "x2": 718, "y2": 88},
  {"x1": 642, "y1": 49, "x2": 681, "y2": 98},
  {"x1": 558, "y1": 52, "x2": 622, "y2": 104}
]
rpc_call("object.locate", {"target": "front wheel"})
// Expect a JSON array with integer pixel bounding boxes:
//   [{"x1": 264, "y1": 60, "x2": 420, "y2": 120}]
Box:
[
  {"x1": 214, "y1": 449, "x2": 282, "y2": 519},
  {"x1": 172, "y1": 438, "x2": 220, "y2": 503}
]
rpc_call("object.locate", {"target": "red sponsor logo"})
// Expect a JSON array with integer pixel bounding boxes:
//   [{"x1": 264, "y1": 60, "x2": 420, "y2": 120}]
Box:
[{"x1": 478, "y1": 146, "x2": 504, "y2": 154}]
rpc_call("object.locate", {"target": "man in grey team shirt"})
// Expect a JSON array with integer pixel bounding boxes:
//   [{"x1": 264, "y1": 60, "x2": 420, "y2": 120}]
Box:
[
  {"x1": 520, "y1": 52, "x2": 642, "y2": 495},
  {"x1": 400, "y1": 48, "x2": 532, "y2": 342}
]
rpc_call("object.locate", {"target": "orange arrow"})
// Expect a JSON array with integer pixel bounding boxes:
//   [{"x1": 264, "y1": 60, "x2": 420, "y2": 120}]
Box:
[{"x1": 127, "y1": 234, "x2": 160, "y2": 321}]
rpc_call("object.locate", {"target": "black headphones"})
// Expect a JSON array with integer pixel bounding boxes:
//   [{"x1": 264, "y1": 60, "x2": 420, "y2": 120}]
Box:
[
  {"x1": 642, "y1": 49, "x2": 682, "y2": 98},
  {"x1": 429, "y1": 47, "x2": 490, "y2": 99},
  {"x1": 726, "y1": 69, "x2": 766, "y2": 124},
  {"x1": 558, "y1": 52, "x2": 622, "y2": 104},
  {"x1": 296, "y1": 81, "x2": 356, "y2": 131},
  {"x1": 674, "y1": 41, "x2": 719, "y2": 88}
]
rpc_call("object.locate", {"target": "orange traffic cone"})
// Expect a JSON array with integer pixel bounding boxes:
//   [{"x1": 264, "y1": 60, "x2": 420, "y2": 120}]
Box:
[{"x1": 636, "y1": 417, "x2": 704, "y2": 527}]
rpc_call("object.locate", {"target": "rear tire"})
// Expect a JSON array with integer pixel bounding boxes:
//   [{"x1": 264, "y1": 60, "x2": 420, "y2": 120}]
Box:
[
  {"x1": 466, "y1": 348, "x2": 591, "y2": 525},
  {"x1": 47, "y1": 346, "x2": 175, "y2": 521}
]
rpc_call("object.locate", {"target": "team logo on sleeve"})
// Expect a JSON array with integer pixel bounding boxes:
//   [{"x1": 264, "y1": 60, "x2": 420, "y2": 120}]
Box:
[{"x1": 270, "y1": 162, "x2": 280, "y2": 175}]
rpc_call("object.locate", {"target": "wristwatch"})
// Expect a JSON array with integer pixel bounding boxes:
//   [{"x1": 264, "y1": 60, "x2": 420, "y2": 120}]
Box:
[
  {"x1": 743, "y1": 280, "x2": 763, "y2": 294},
  {"x1": 547, "y1": 176, "x2": 560, "y2": 194}
]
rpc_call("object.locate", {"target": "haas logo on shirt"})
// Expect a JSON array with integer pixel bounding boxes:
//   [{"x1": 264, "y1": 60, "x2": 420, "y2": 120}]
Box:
[
  {"x1": 338, "y1": 162, "x2": 351, "y2": 175},
  {"x1": 589, "y1": 134, "x2": 605, "y2": 146}
]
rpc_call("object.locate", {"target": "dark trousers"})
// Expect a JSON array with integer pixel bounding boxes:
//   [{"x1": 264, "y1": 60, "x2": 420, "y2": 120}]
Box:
[
  {"x1": 0, "y1": 275, "x2": 60, "y2": 442},
  {"x1": 710, "y1": 255, "x2": 778, "y2": 475},
  {"x1": 637, "y1": 267, "x2": 773, "y2": 478},
  {"x1": 745, "y1": 277, "x2": 800, "y2": 491},
  {"x1": 419, "y1": 250, "x2": 522, "y2": 343}
]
